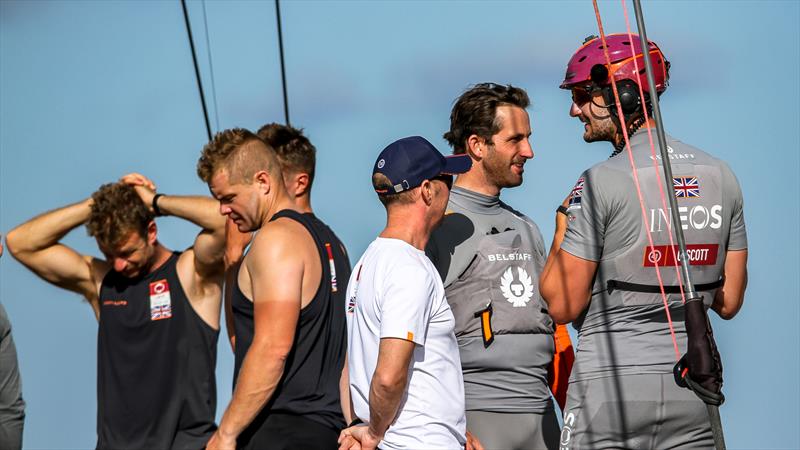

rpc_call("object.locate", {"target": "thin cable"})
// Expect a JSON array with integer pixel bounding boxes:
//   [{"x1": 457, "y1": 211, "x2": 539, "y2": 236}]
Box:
[
  {"x1": 620, "y1": 0, "x2": 687, "y2": 303},
  {"x1": 181, "y1": 0, "x2": 213, "y2": 142},
  {"x1": 630, "y1": 3, "x2": 727, "y2": 448},
  {"x1": 275, "y1": 0, "x2": 291, "y2": 125},
  {"x1": 592, "y1": 0, "x2": 680, "y2": 360},
  {"x1": 201, "y1": 0, "x2": 221, "y2": 132}
]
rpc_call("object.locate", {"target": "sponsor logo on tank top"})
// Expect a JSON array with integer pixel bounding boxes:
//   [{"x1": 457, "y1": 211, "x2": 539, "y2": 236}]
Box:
[
  {"x1": 102, "y1": 300, "x2": 127, "y2": 307},
  {"x1": 487, "y1": 252, "x2": 532, "y2": 262},
  {"x1": 324, "y1": 243, "x2": 338, "y2": 293},
  {"x1": 643, "y1": 244, "x2": 719, "y2": 267},
  {"x1": 649, "y1": 205, "x2": 722, "y2": 232},
  {"x1": 149, "y1": 279, "x2": 172, "y2": 321},
  {"x1": 499, "y1": 266, "x2": 534, "y2": 307}
]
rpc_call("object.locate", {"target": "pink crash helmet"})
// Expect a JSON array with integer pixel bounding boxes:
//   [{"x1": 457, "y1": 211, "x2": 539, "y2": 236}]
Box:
[{"x1": 560, "y1": 33, "x2": 669, "y2": 95}]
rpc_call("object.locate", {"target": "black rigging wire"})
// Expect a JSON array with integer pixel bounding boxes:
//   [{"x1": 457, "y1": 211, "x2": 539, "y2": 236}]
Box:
[
  {"x1": 275, "y1": 0, "x2": 291, "y2": 125},
  {"x1": 201, "y1": 0, "x2": 221, "y2": 132},
  {"x1": 180, "y1": 0, "x2": 213, "y2": 142}
]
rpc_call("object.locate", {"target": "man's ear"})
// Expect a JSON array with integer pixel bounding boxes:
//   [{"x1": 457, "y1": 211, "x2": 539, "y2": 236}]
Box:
[
  {"x1": 254, "y1": 170, "x2": 271, "y2": 195},
  {"x1": 146, "y1": 220, "x2": 158, "y2": 245},
  {"x1": 294, "y1": 173, "x2": 310, "y2": 197},
  {"x1": 420, "y1": 180, "x2": 434, "y2": 206},
  {"x1": 466, "y1": 135, "x2": 486, "y2": 159}
]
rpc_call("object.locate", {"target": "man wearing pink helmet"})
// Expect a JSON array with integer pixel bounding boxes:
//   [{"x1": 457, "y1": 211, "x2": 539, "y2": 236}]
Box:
[{"x1": 540, "y1": 34, "x2": 749, "y2": 449}]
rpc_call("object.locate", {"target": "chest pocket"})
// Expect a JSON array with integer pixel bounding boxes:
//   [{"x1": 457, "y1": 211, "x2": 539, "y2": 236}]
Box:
[{"x1": 445, "y1": 229, "x2": 553, "y2": 339}]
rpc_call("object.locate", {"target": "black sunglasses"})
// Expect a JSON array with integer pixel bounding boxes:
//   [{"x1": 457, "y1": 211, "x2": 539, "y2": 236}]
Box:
[{"x1": 431, "y1": 174, "x2": 454, "y2": 190}]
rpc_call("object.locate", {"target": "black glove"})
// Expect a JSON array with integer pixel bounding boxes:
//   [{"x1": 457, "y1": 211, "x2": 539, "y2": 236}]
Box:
[{"x1": 673, "y1": 295, "x2": 725, "y2": 406}]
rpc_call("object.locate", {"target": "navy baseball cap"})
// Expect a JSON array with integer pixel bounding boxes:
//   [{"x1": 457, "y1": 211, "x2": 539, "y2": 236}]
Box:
[{"x1": 373, "y1": 136, "x2": 472, "y2": 195}]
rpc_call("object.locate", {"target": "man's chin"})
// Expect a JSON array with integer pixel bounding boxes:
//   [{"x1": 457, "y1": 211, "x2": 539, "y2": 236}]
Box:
[{"x1": 583, "y1": 133, "x2": 606, "y2": 143}]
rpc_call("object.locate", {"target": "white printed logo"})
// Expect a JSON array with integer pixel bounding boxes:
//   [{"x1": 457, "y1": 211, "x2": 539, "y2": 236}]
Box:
[
  {"x1": 647, "y1": 248, "x2": 662, "y2": 264},
  {"x1": 649, "y1": 205, "x2": 723, "y2": 232},
  {"x1": 560, "y1": 411, "x2": 576, "y2": 449},
  {"x1": 377, "y1": 159, "x2": 385, "y2": 168},
  {"x1": 500, "y1": 266, "x2": 533, "y2": 307}
]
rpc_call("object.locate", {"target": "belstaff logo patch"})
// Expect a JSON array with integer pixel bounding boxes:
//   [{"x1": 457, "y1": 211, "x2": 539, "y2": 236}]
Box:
[
  {"x1": 149, "y1": 279, "x2": 173, "y2": 321},
  {"x1": 500, "y1": 266, "x2": 534, "y2": 307}
]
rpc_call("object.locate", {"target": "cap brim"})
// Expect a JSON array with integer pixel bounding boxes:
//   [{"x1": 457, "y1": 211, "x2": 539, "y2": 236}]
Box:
[{"x1": 440, "y1": 154, "x2": 472, "y2": 176}]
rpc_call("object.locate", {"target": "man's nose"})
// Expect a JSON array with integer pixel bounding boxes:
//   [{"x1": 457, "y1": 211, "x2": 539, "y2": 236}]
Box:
[
  {"x1": 113, "y1": 258, "x2": 127, "y2": 272},
  {"x1": 520, "y1": 140, "x2": 534, "y2": 160},
  {"x1": 570, "y1": 102, "x2": 582, "y2": 117}
]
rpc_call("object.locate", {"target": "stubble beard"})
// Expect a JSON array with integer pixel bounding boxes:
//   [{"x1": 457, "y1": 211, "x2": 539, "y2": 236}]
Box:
[{"x1": 484, "y1": 149, "x2": 523, "y2": 190}]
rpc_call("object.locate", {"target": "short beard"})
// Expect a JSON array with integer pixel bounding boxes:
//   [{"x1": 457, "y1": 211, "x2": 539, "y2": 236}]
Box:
[
  {"x1": 583, "y1": 117, "x2": 617, "y2": 143},
  {"x1": 484, "y1": 148, "x2": 524, "y2": 190}
]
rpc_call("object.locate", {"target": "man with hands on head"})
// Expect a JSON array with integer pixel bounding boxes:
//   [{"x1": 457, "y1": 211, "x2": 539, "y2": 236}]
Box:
[
  {"x1": 5, "y1": 172, "x2": 230, "y2": 450},
  {"x1": 339, "y1": 136, "x2": 471, "y2": 450},
  {"x1": 199, "y1": 128, "x2": 350, "y2": 450}
]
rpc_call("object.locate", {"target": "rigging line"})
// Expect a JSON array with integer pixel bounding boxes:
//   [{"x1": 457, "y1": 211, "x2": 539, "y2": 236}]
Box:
[
  {"x1": 630, "y1": 0, "x2": 697, "y2": 299},
  {"x1": 619, "y1": 0, "x2": 687, "y2": 303},
  {"x1": 591, "y1": 0, "x2": 680, "y2": 360},
  {"x1": 201, "y1": 0, "x2": 221, "y2": 132},
  {"x1": 181, "y1": 0, "x2": 213, "y2": 142},
  {"x1": 631, "y1": 2, "x2": 727, "y2": 448},
  {"x1": 275, "y1": 0, "x2": 291, "y2": 125}
]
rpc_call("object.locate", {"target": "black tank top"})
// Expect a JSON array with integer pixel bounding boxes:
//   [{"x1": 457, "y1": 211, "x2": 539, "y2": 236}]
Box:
[
  {"x1": 97, "y1": 252, "x2": 218, "y2": 450},
  {"x1": 232, "y1": 210, "x2": 351, "y2": 432}
]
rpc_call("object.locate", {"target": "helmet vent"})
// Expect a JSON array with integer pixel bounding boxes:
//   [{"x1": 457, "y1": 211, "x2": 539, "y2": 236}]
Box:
[
  {"x1": 578, "y1": 55, "x2": 587, "y2": 62},
  {"x1": 622, "y1": 41, "x2": 631, "y2": 46}
]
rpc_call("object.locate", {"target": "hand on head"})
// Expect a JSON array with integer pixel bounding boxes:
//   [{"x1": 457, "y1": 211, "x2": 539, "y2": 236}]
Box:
[{"x1": 120, "y1": 173, "x2": 158, "y2": 213}]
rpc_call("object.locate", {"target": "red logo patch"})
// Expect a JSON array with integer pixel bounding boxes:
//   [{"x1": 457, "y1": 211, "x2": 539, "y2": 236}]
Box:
[{"x1": 643, "y1": 244, "x2": 719, "y2": 267}]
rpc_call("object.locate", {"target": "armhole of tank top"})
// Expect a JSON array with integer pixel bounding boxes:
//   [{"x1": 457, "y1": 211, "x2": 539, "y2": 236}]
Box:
[
  {"x1": 279, "y1": 212, "x2": 328, "y2": 314},
  {"x1": 173, "y1": 252, "x2": 220, "y2": 334}
]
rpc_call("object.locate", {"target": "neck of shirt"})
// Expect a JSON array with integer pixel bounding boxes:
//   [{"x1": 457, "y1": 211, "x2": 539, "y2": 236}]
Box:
[{"x1": 449, "y1": 186, "x2": 502, "y2": 215}]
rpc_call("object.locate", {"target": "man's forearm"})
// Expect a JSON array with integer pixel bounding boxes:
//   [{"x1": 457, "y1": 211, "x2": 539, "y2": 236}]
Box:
[
  {"x1": 6, "y1": 198, "x2": 92, "y2": 254},
  {"x1": 367, "y1": 375, "x2": 407, "y2": 439},
  {"x1": 217, "y1": 343, "x2": 287, "y2": 439},
  {"x1": 223, "y1": 263, "x2": 240, "y2": 351},
  {"x1": 156, "y1": 195, "x2": 225, "y2": 232},
  {"x1": 541, "y1": 209, "x2": 568, "y2": 285}
]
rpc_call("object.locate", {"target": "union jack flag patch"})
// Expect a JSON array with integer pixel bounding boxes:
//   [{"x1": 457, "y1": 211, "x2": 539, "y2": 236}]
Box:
[
  {"x1": 673, "y1": 177, "x2": 700, "y2": 198},
  {"x1": 568, "y1": 177, "x2": 584, "y2": 208}
]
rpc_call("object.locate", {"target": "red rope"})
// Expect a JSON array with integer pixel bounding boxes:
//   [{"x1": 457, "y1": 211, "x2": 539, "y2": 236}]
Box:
[
  {"x1": 620, "y1": 0, "x2": 687, "y2": 305},
  {"x1": 591, "y1": 0, "x2": 680, "y2": 360}
]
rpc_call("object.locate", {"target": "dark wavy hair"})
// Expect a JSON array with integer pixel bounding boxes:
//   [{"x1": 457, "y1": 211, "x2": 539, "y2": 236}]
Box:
[
  {"x1": 256, "y1": 123, "x2": 316, "y2": 189},
  {"x1": 86, "y1": 183, "x2": 153, "y2": 249},
  {"x1": 444, "y1": 83, "x2": 530, "y2": 154}
]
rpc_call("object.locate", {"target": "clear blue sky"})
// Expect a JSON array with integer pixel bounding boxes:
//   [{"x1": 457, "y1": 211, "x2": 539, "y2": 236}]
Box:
[{"x1": 1, "y1": 1, "x2": 798, "y2": 448}]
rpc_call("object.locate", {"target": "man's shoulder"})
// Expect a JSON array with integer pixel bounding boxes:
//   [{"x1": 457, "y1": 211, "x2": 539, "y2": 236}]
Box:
[
  {"x1": 249, "y1": 218, "x2": 312, "y2": 260},
  {"x1": 370, "y1": 240, "x2": 435, "y2": 278}
]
